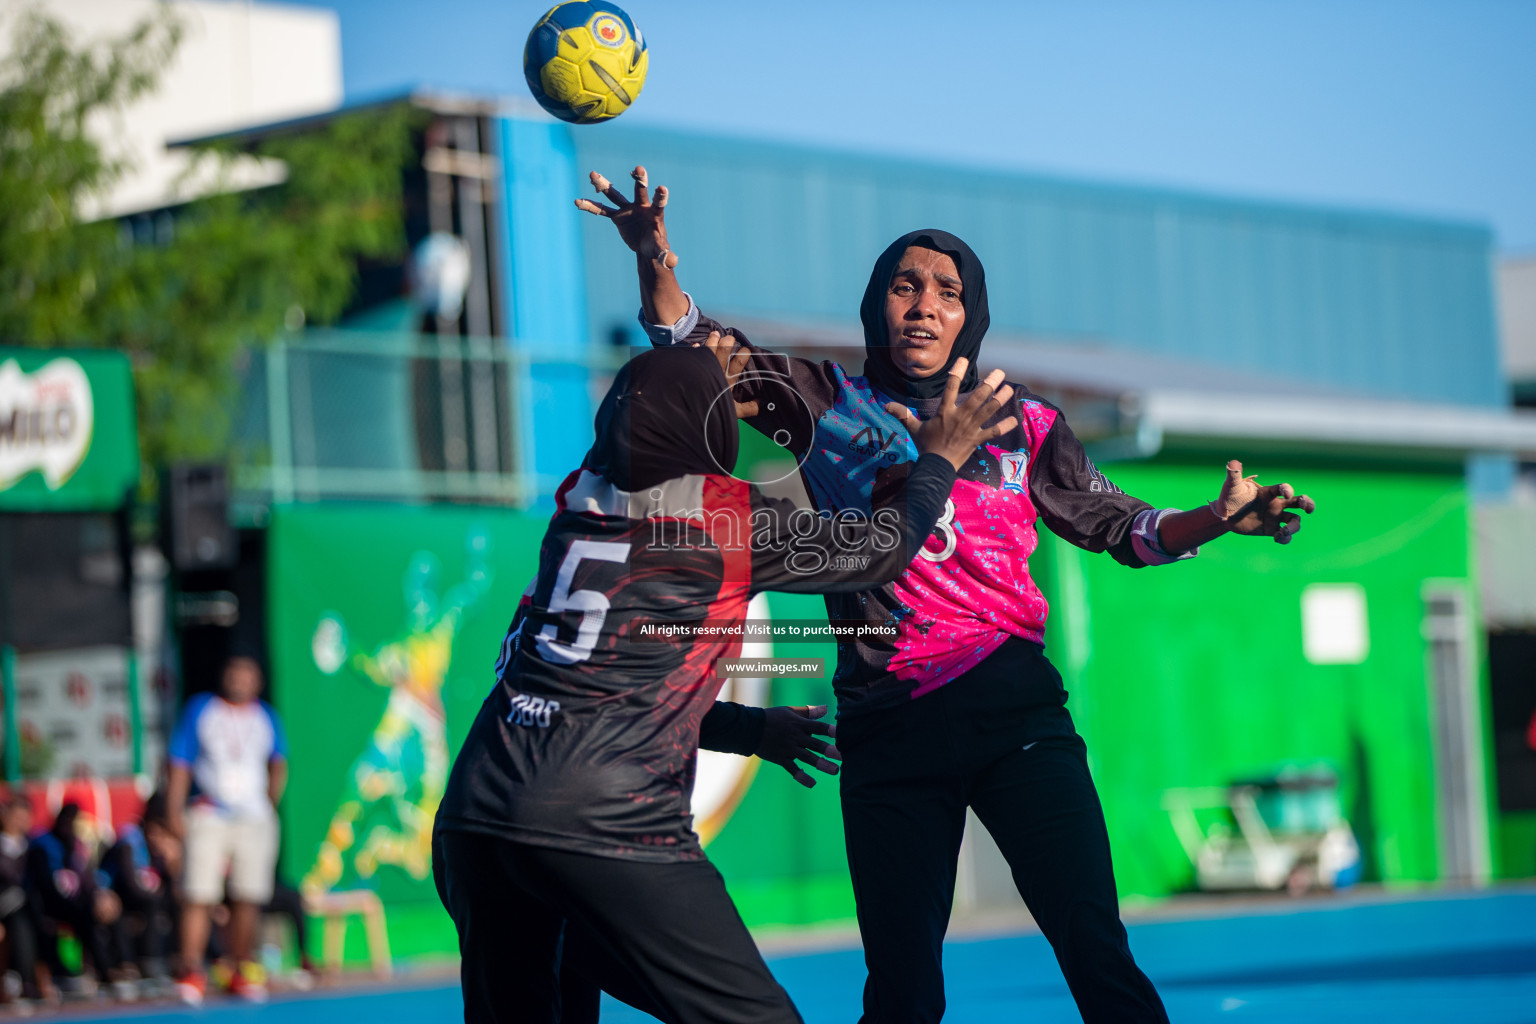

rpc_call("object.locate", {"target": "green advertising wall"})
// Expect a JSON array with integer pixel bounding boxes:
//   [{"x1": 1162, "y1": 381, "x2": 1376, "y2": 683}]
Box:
[
  {"x1": 268, "y1": 503, "x2": 547, "y2": 960},
  {"x1": 267, "y1": 458, "x2": 1488, "y2": 961},
  {"x1": 1037, "y1": 459, "x2": 1483, "y2": 897}
]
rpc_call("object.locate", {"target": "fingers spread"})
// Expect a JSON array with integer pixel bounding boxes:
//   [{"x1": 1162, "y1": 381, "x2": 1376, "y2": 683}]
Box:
[
  {"x1": 803, "y1": 705, "x2": 828, "y2": 721},
  {"x1": 654, "y1": 185, "x2": 669, "y2": 209},
  {"x1": 631, "y1": 165, "x2": 650, "y2": 205},
  {"x1": 796, "y1": 750, "x2": 840, "y2": 775},
  {"x1": 966, "y1": 368, "x2": 1004, "y2": 408},
  {"x1": 787, "y1": 766, "x2": 816, "y2": 788},
  {"x1": 1291, "y1": 493, "x2": 1317, "y2": 514},
  {"x1": 983, "y1": 415, "x2": 1020, "y2": 440},
  {"x1": 590, "y1": 171, "x2": 629, "y2": 207},
  {"x1": 943, "y1": 357, "x2": 967, "y2": 407},
  {"x1": 574, "y1": 198, "x2": 618, "y2": 217},
  {"x1": 990, "y1": 383, "x2": 1015, "y2": 411},
  {"x1": 801, "y1": 736, "x2": 834, "y2": 758}
]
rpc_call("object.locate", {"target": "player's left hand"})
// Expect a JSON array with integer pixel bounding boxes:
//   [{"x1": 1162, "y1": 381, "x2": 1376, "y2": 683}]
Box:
[
  {"x1": 1216, "y1": 460, "x2": 1317, "y2": 544},
  {"x1": 756, "y1": 704, "x2": 841, "y2": 788}
]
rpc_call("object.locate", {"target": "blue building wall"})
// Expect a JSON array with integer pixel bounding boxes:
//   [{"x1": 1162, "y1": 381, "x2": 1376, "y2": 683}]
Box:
[
  {"x1": 498, "y1": 117, "x2": 600, "y2": 496},
  {"x1": 554, "y1": 123, "x2": 1503, "y2": 408}
]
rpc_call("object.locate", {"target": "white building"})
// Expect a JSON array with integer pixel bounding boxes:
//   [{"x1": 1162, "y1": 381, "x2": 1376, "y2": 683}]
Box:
[{"x1": 1, "y1": 0, "x2": 342, "y2": 218}]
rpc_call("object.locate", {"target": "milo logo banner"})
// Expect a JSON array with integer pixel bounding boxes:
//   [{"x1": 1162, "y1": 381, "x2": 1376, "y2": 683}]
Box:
[
  {"x1": 269, "y1": 504, "x2": 830, "y2": 956},
  {"x1": 0, "y1": 350, "x2": 137, "y2": 512}
]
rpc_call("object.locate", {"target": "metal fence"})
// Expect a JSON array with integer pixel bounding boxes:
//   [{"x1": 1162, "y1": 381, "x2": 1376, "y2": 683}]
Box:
[{"x1": 231, "y1": 329, "x2": 624, "y2": 521}]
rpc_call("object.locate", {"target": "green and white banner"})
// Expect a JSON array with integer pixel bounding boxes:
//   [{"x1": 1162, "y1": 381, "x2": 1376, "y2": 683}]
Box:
[{"x1": 0, "y1": 349, "x2": 138, "y2": 511}]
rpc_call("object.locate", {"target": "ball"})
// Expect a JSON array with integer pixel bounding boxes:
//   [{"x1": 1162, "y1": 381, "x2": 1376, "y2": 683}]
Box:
[{"x1": 524, "y1": 2, "x2": 648, "y2": 125}]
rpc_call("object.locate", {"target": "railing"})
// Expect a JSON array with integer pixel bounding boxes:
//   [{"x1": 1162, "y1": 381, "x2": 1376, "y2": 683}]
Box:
[{"x1": 231, "y1": 329, "x2": 626, "y2": 520}]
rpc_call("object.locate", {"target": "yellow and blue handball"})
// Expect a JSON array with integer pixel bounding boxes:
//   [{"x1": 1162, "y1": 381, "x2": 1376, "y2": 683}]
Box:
[{"x1": 524, "y1": 2, "x2": 648, "y2": 124}]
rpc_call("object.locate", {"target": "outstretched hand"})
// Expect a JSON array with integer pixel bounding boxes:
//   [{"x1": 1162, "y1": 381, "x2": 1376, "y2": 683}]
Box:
[
  {"x1": 885, "y1": 358, "x2": 1019, "y2": 470},
  {"x1": 755, "y1": 705, "x2": 841, "y2": 788},
  {"x1": 1215, "y1": 459, "x2": 1317, "y2": 544},
  {"x1": 574, "y1": 165, "x2": 677, "y2": 267}
]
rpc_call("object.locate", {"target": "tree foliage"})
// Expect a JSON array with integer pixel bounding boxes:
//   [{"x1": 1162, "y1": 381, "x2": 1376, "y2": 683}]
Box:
[{"x1": 0, "y1": 4, "x2": 418, "y2": 466}]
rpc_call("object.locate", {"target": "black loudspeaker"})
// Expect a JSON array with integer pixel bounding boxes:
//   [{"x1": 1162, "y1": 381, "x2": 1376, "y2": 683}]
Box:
[{"x1": 165, "y1": 464, "x2": 235, "y2": 571}]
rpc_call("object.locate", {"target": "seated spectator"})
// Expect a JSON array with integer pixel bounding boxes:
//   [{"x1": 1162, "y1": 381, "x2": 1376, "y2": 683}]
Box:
[
  {"x1": 102, "y1": 793, "x2": 180, "y2": 982},
  {"x1": 0, "y1": 797, "x2": 44, "y2": 1003},
  {"x1": 26, "y1": 803, "x2": 132, "y2": 997}
]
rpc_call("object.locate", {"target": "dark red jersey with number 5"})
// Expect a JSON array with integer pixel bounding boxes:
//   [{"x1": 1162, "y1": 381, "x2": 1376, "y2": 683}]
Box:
[{"x1": 437, "y1": 454, "x2": 954, "y2": 861}]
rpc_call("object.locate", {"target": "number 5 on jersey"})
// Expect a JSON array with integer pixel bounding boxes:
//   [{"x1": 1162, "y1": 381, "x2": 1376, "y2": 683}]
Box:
[{"x1": 535, "y1": 541, "x2": 632, "y2": 665}]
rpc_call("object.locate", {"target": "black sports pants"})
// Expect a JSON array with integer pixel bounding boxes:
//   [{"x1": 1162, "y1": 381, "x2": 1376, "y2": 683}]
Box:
[
  {"x1": 839, "y1": 644, "x2": 1169, "y2": 1024},
  {"x1": 433, "y1": 830, "x2": 802, "y2": 1024}
]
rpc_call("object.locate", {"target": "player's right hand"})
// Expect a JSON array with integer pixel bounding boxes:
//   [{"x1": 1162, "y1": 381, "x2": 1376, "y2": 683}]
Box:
[
  {"x1": 574, "y1": 165, "x2": 678, "y2": 268},
  {"x1": 700, "y1": 331, "x2": 761, "y2": 419},
  {"x1": 886, "y1": 358, "x2": 1018, "y2": 470}
]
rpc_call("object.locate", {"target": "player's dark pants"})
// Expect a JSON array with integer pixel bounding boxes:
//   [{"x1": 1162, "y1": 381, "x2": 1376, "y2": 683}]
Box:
[
  {"x1": 433, "y1": 830, "x2": 802, "y2": 1024},
  {"x1": 839, "y1": 644, "x2": 1168, "y2": 1024}
]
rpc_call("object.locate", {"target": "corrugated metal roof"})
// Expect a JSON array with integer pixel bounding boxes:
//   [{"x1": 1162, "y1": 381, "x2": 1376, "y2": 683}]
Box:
[{"x1": 570, "y1": 123, "x2": 1503, "y2": 408}]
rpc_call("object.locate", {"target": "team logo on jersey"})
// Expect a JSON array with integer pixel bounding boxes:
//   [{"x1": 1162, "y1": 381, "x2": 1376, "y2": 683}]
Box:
[
  {"x1": 507, "y1": 691, "x2": 561, "y2": 728},
  {"x1": 848, "y1": 425, "x2": 900, "y2": 462},
  {"x1": 590, "y1": 14, "x2": 626, "y2": 47},
  {"x1": 997, "y1": 451, "x2": 1028, "y2": 495}
]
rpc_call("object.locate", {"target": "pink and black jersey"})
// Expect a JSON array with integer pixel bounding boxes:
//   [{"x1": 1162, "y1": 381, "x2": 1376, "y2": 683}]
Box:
[{"x1": 645, "y1": 302, "x2": 1194, "y2": 719}]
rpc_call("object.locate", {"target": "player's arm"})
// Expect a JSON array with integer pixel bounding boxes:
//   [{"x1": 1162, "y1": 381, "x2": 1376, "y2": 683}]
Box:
[
  {"x1": 164, "y1": 698, "x2": 203, "y2": 839},
  {"x1": 701, "y1": 702, "x2": 843, "y2": 788},
  {"x1": 1029, "y1": 416, "x2": 1316, "y2": 567},
  {"x1": 750, "y1": 360, "x2": 1016, "y2": 594},
  {"x1": 576, "y1": 166, "x2": 841, "y2": 454},
  {"x1": 268, "y1": 755, "x2": 288, "y2": 807}
]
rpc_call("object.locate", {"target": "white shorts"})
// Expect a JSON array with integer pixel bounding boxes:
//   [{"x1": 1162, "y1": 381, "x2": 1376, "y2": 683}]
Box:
[{"x1": 183, "y1": 805, "x2": 279, "y2": 905}]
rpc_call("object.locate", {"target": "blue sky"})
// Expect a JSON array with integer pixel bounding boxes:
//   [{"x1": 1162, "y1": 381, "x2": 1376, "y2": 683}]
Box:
[{"x1": 312, "y1": 0, "x2": 1536, "y2": 252}]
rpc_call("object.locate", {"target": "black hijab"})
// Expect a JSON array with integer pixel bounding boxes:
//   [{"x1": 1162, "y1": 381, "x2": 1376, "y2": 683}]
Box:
[
  {"x1": 860, "y1": 229, "x2": 990, "y2": 401},
  {"x1": 584, "y1": 346, "x2": 739, "y2": 490}
]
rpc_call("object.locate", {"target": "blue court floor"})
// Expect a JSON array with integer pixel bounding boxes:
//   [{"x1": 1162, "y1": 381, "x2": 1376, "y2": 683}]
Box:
[{"x1": 45, "y1": 888, "x2": 1536, "y2": 1023}]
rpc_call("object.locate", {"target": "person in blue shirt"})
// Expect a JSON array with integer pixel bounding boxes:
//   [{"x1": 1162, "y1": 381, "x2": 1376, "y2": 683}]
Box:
[{"x1": 165, "y1": 655, "x2": 288, "y2": 1004}]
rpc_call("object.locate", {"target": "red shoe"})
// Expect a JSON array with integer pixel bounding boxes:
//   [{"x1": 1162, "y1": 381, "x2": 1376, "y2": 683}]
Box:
[
  {"x1": 173, "y1": 970, "x2": 206, "y2": 1006},
  {"x1": 227, "y1": 962, "x2": 268, "y2": 1003}
]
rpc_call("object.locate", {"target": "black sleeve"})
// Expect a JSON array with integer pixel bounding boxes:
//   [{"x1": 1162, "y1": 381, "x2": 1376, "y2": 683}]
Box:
[
  {"x1": 748, "y1": 452, "x2": 957, "y2": 594},
  {"x1": 106, "y1": 843, "x2": 153, "y2": 903},
  {"x1": 663, "y1": 310, "x2": 845, "y2": 461},
  {"x1": 1028, "y1": 412, "x2": 1154, "y2": 568},
  {"x1": 698, "y1": 701, "x2": 766, "y2": 756}
]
